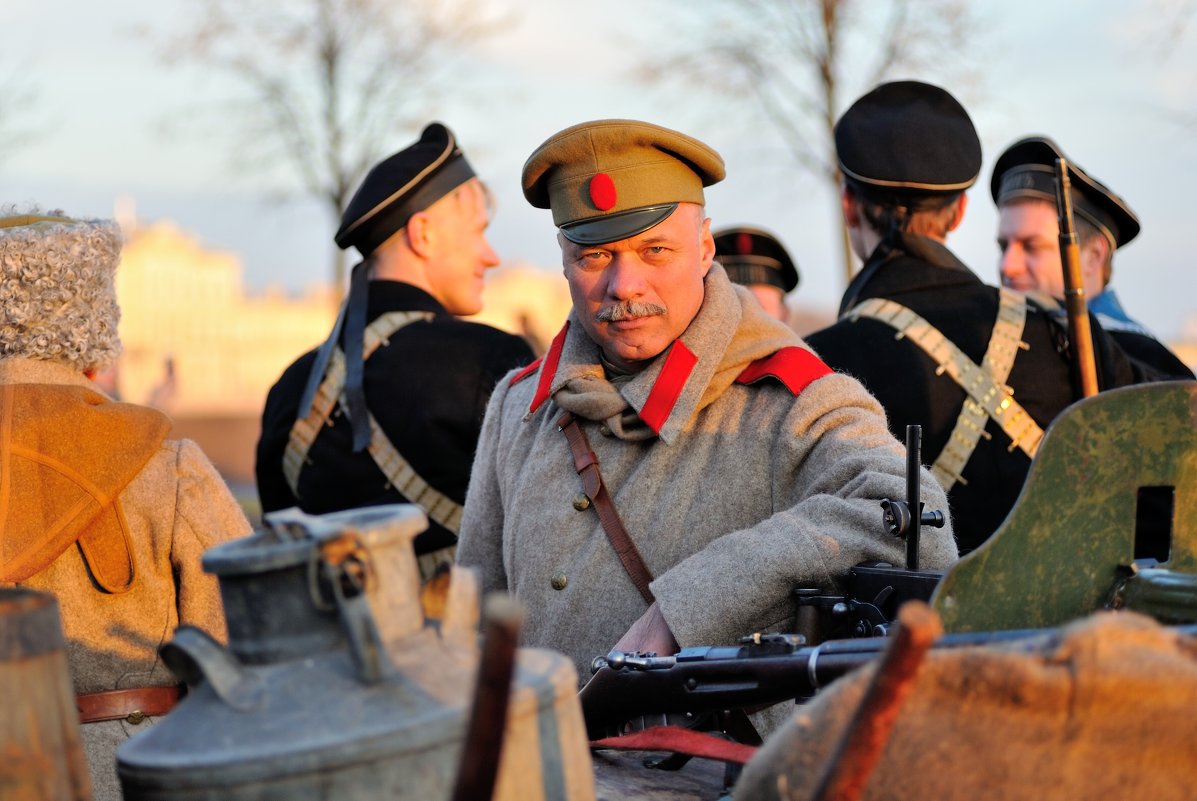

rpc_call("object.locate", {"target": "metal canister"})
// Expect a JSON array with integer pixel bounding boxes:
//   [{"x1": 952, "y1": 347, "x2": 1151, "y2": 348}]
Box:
[{"x1": 116, "y1": 504, "x2": 594, "y2": 800}]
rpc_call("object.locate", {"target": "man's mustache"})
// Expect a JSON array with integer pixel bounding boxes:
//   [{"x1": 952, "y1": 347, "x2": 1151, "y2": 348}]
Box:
[{"x1": 595, "y1": 300, "x2": 667, "y2": 323}]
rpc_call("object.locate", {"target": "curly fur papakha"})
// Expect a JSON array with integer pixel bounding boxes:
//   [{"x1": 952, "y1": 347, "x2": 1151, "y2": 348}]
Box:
[{"x1": 0, "y1": 211, "x2": 123, "y2": 371}]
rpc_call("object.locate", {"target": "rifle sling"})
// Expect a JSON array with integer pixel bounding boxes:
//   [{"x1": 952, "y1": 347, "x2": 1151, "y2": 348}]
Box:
[
  {"x1": 557, "y1": 412, "x2": 655, "y2": 605},
  {"x1": 590, "y1": 725, "x2": 757, "y2": 766}
]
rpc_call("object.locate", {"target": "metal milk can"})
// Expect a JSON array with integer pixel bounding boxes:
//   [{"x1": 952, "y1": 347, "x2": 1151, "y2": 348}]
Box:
[{"x1": 116, "y1": 504, "x2": 595, "y2": 800}]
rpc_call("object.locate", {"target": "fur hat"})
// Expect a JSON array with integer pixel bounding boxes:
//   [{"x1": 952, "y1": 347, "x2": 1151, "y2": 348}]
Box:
[{"x1": 0, "y1": 211, "x2": 123, "y2": 372}]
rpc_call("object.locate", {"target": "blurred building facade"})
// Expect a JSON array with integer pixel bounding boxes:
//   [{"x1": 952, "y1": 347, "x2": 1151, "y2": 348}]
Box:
[{"x1": 115, "y1": 220, "x2": 339, "y2": 416}]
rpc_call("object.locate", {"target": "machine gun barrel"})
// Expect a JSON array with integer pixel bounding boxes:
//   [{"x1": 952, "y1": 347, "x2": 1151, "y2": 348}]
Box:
[
  {"x1": 905, "y1": 425, "x2": 922, "y2": 571},
  {"x1": 579, "y1": 622, "x2": 1197, "y2": 740}
]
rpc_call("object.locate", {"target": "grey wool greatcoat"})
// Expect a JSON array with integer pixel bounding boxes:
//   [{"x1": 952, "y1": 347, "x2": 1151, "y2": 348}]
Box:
[{"x1": 457, "y1": 265, "x2": 957, "y2": 683}]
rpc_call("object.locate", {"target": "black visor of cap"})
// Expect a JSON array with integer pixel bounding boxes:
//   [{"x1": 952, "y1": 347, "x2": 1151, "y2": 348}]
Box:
[
  {"x1": 721, "y1": 260, "x2": 789, "y2": 292},
  {"x1": 558, "y1": 203, "x2": 678, "y2": 245}
]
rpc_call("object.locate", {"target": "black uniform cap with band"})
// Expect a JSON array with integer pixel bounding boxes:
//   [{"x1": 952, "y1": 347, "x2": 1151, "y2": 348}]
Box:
[
  {"x1": 835, "y1": 80, "x2": 982, "y2": 207},
  {"x1": 713, "y1": 226, "x2": 800, "y2": 293},
  {"x1": 300, "y1": 122, "x2": 477, "y2": 452},
  {"x1": 335, "y1": 122, "x2": 477, "y2": 255},
  {"x1": 521, "y1": 119, "x2": 725, "y2": 245},
  {"x1": 990, "y1": 136, "x2": 1140, "y2": 249}
]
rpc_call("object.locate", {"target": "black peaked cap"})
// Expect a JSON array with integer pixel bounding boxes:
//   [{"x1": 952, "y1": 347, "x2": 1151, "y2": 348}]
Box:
[
  {"x1": 836, "y1": 81, "x2": 982, "y2": 198},
  {"x1": 990, "y1": 136, "x2": 1140, "y2": 248},
  {"x1": 335, "y1": 122, "x2": 476, "y2": 255},
  {"x1": 713, "y1": 226, "x2": 799, "y2": 293}
]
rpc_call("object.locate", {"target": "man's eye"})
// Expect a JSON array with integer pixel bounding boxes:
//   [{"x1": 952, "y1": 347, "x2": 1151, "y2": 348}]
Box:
[{"x1": 645, "y1": 246, "x2": 667, "y2": 255}]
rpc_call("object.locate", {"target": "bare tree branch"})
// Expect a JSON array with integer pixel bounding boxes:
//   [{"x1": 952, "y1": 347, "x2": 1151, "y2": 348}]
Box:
[
  {"x1": 0, "y1": 69, "x2": 38, "y2": 165},
  {"x1": 158, "y1": 0, "x2": 513, "y2": 292},
  {"x1": 638, "y1": 0, "x2": 980, "y2": 288}
]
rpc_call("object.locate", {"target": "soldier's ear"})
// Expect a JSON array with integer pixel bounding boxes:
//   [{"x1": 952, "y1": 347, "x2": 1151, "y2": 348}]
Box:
[
  {"x1": 946, "y1": 194, "x2": 969, "y2": 233},
  {"x1": 1079, "y1": 233, "x2": 1111, "y2": 291},
  {"x1": 698, "y1": 216, "x2": 715, "y2": 276},
  {"x1": 406, "y1": 210, "x2": 434, "y2": 259},
  {"x1": 841, "y1": 185, "x2": 861, "y2": 228}
]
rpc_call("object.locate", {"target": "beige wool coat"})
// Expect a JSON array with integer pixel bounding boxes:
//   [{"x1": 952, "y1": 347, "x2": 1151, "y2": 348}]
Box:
[
  {"x1": 457, "y1": 265, "x2": 958, "y2": 684},
  {"x1": 0, "y1": 358, "x2": 252, "y2": 801}
]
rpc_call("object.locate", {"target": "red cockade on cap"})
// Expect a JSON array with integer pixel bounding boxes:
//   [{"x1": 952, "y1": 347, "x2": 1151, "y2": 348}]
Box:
[
  {"x1": 736, "y1": 233, "x2": 753, "y2": 255},
  {"x1": 589, "y1": 173, "x2": 617, "y2": 211}
]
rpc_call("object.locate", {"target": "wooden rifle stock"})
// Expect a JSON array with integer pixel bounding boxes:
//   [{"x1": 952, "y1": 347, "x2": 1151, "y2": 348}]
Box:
[
  {"x1": 450, "y1": 594, "x2": 524, "y2": 801},
  {"x1": 1054, "y1": 157, "x2": 1099, "y2": 398}
]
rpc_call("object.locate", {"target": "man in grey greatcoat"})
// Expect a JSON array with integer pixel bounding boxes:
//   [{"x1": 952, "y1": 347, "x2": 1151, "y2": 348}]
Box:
[{"x1": 456, "y1": 119, "x2": 958, "y2": 686}]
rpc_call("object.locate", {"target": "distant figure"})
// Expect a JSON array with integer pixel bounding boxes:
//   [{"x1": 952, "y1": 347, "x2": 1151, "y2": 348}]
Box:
[
  {"x1": 255, "y1": 123, "x2": 534, "y2": 579},
  {"x1": 805, "y1": 82, "x2": 1155, "y2": 554},
  {"x1": 992, "y1": 136, "x2": 1194, "y2": 379},
  {"x1": 145, "y1": 354, "x2": 178, "y2": 410},
  {"x1": 713, "y1": 226, "x2": 800, "y2": 323},
  {"x1": 0, "y1": 209, "x2": 251, "y2": 800},
  {"x1": 91, "y1": 360, "x2": 121, "y2": 400}
]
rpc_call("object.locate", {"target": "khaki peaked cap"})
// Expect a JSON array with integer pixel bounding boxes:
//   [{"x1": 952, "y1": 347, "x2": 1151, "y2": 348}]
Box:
[{"x1": 522, "y1": 119, "x2": 725, "y2": 244}]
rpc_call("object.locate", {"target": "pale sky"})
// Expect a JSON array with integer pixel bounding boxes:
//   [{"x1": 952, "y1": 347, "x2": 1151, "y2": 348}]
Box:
[{"x1": 4, "y1": 0, "x2": 1195, "y2": 340}]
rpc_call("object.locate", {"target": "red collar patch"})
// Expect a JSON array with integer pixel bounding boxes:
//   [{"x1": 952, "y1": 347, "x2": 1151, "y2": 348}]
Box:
[
  {"x1": 508, "y1": 357, "x2": 541, "y2": 387},
  {"x1": 527, "y1": 321, "x2": 570, "y2": 413},
  {"x1": 639, "y1": 341, "x2": 698, "y2": 435},
  {"x1": 735, "y1": 347, "x2": 832, "y2": 396}
]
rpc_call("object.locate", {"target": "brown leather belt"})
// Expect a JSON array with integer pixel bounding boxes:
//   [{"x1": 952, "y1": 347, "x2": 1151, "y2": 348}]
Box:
[{"x1": 76, "y1": 685, "x2": 183, "y2": 725}]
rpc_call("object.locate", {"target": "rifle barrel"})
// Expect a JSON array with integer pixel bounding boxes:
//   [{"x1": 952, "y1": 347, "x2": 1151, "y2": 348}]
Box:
[{"x1": 1054, "y1": 157, "x2": 1099, "y2": 398}]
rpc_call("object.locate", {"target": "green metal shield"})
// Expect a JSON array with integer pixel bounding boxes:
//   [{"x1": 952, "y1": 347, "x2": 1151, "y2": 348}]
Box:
[{"x1": 932, "y1": 381, "x2": 1197, "y2": 632}]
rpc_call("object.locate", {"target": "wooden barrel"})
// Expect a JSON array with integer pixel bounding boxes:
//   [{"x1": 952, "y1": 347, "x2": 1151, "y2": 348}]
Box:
[{"x1": 0, "y1": 588, "x2": 92, "y2": 801}]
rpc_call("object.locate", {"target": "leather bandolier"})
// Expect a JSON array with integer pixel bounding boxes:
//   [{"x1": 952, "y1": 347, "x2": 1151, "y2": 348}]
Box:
[
  {"x1": 847, "y1": 287, "x2": 1045, "y2": 492},
  {"x1": 284, "y1": 311, "x2": 461, "y2": 580}
]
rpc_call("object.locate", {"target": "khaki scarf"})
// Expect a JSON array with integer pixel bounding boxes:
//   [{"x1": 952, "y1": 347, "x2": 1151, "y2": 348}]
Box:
[{"x1": 552, "y1": 265, "x2": 799, "y2": 440}]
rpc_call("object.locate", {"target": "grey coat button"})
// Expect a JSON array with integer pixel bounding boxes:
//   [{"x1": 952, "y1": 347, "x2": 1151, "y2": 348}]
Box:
[
  {"x1": 551, "y1": 573, "x2": 568, "y2": 591},
  {"x1": 572, "y1": 494, "x2": 591, "y2": 511},
  {"x1": 598, "y1": 423, "x2": 613, "y2": 437}
]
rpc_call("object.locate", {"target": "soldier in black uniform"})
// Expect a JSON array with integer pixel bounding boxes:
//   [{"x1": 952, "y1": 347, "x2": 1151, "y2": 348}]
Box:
[
  {"x1": 713, "y1": 226, "x2": 800, "y2": 323},
  {"x1": 256, "y1": 123, "x2": 534, "y2": 575},
  {"x1": 992, "y1": 136, "x2": 1194, "y2": 380},
  {"x1": 806, "y1": 82, "x2": 1156, "y2": 554}
]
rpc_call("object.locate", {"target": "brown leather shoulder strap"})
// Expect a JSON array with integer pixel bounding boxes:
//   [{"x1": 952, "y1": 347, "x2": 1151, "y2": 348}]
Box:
[{"x1": 557, "y1": 412, "x2": 655, "y2": 605}]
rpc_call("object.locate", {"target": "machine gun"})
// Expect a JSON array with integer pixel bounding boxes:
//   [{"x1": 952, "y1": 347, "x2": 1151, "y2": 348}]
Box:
[
  {"x1": 793, "y1": 424, "x2": 946, "y2": 643},
  {"x1": 581, "y1": 625, "x2": 1078, "y2": 740},
  {"x1": 580, "y1": 382, "x2": 1197, "y2": 741}
]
